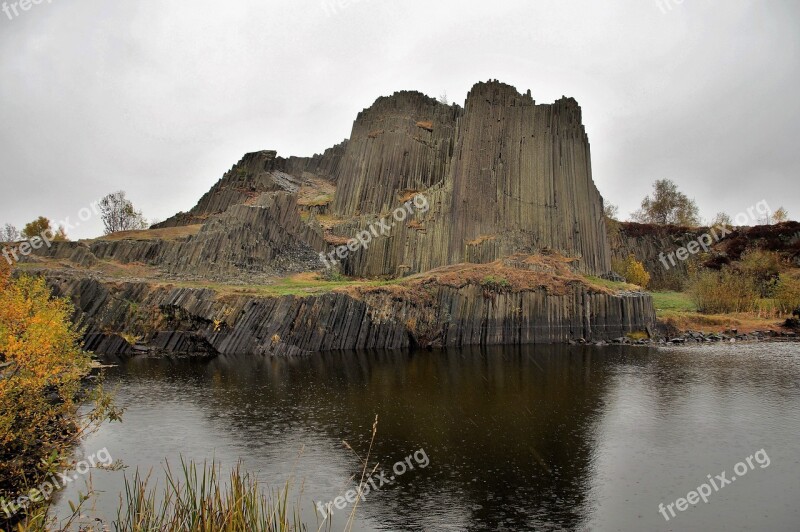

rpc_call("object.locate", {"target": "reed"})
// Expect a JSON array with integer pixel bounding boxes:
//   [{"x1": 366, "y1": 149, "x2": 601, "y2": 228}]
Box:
[{"x1": 116, "y1": 458, "x2": 307, "y2": 532}]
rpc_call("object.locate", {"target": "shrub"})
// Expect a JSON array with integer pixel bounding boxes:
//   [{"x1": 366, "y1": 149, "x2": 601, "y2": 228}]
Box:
[
  {"x1": 481, "y1": 276, "x2": 512, "y2": 292},
  {"x1": 0, "y1": 264, "x2": 119, "y2": 522},
  {"x1": 613, "y1": 255, "x2": 651, "y2": 289},
  {"x1": 318, "y1": 266, "x2": 344, "y2": 282},
  {"x1": 738, "y1": 249, "x2": 782, "y2": 297},
  {"x1": 775, "y1": 274, "x2": 800, "y2": 314},
  {"x1": 688, "y1": 267, "x2": 758, "y2": 313}
]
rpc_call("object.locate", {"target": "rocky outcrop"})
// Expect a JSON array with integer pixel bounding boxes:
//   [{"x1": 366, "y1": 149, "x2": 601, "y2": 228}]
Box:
[
  {"x1": 609, "y1": 222, "x2": 709, "y2": 290},
  {"x1": 153, "y1": 151, "x2": 304, "y2": 228},
  {"x1": 154, "y1": 144, "x2": 348, "y2": 229},
  {"x1": 609, "y1": 221, "x2": 800, "y2": 290},
  {"x1": 447, "y1": 83, "x2": 610, "y2": 274},
  {"x1": 331, "y1": 91, "x2": 461, "y2": 216},
  {"x1": 282, "y1": 139, "x2": 348, "y2": 183},
  {"x1": 41, "y1": 256, "x2": 656, "y2": 356},
  {"x1": 147, "y1": 81, "x2": 612, "y2": 279},
  {"x1": 30, "y1": 193, "x2": 326, "y2": 279},
  {"x1": 330, "y1": 81, "x2": 611, "y2": 277},
  {"x1": 25, "y1": 79, "x2": 663, "y2": 353}
]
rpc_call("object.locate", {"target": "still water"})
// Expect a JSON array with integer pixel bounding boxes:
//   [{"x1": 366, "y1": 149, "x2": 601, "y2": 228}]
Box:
[{"x1": 53, "y1": 343, "x2": 800, "y2": 531}]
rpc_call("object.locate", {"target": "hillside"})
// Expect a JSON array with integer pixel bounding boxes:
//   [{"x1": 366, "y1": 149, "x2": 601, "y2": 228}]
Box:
[{"x1": 15, "y1": 80, "x2": 668, "y2": 354}]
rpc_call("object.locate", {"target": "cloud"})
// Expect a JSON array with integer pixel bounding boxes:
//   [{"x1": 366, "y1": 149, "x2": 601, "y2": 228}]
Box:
[{"x1": 1, "y1": 0, "x2": 798, "y2": 238}]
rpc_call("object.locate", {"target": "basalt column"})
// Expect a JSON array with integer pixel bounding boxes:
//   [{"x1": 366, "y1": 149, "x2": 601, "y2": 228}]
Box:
[
  {"x1": 447, "y1": 81, "x2": 611, "y2": 275},
  {"x1": 331, "y1": 91, "x2": 461, "y2": 216}
]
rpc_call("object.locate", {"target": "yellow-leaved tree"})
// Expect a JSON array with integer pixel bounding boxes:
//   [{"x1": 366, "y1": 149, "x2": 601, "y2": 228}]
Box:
[
  {"x1": 0, "y1": 260, "x2": 119, "y2": 523},
  {"x1": 613, "y1": 254, "x2": 651, "y2": 289}
]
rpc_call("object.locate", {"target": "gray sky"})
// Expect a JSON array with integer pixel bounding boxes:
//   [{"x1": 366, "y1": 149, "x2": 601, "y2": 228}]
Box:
[{"x1": 1, "y1": 0, "x2": 798, "y2": 239}]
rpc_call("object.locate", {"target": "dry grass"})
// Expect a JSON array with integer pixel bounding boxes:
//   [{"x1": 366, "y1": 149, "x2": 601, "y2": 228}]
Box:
[
  {"x1": 312, "y1": 214, "x2": 347, "y2": 230},
  {"x1": 397, "y1": 189, "x2": 422, "y2": 203},
  {"x1": 116, "y1": 458, "x2": 306, "y2": 532},
  {"x1": 94, "y1": 225, "x2": 202, "y2": 242},
  {"x1": 324, "y1": 233, "x2": 352, "y2": 246},
  {"x1": 658, "y1": 310, "x2": 786, "y2": 334},
  {"x1": 296, "y1": 176, "x2": 336, "y2": 207},
  {"x1": 348, "y1": 254, "x2": 618, "y2": 299},
  {"x1": 466, "y1": 235, "x2": 497, "y2": 246},
  {"x1": 415, "y1": 120, "x2": 434, "y2": 131}
]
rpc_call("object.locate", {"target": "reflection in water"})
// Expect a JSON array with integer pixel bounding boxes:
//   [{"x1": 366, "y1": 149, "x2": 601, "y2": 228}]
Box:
[{"x1": 52, "y1": 343, "x2": 800, "y2": 531}]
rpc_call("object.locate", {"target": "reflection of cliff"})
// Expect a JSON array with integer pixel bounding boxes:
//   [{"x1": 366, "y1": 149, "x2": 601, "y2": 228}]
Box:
[{"x1": 107, "y1": 345, "x2": 619, "y2": 530}]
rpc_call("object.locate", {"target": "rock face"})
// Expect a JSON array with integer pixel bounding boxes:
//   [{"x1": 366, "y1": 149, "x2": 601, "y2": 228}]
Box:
[
  {"x1": 609, "y1": 221, "x2": 800, "y2": 291},
  {"x1": 331, "y1": 91, "x2": 461, "y2": 216},
  {"x1": 447, "y1": 83, "x2": 610, "y2": 274},
  {"x1": 24, "y1": 79, "x2": 658, "y2": 353},
  {"x1": 139, "y1": 80, "x2": 612, "y2": 279},
  {"x1": 609, "y1": 222, "x2": 709, "y2": 291},
  {"x1": 329, "y1": 81, "x2": 611, "y2": 277},
  {"x1": 45, "y1": 258, "x2": 656, "y2": 356},
  {"x1": 86, "y1": 193, "x2": 324, "y2": 279},
  {"x1": 154, "y1": 147, "x2": 346, "y2": 228}
]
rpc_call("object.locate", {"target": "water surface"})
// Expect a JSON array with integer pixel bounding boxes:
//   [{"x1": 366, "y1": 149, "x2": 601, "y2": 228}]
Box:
[{"x1": 53, "y1": 343, "x2": 800, "y2": 531}]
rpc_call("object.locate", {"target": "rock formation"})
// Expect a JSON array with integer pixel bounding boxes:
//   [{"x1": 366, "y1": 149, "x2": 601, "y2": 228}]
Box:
[
  {"x1": 45, "y1": 256, "x2": 655, "y2": 356},
  {"x1": 328, "y1": 81, "x2": 611, "y2": 277},
  {"x1": 19, "y1": 79, "x2": 658, "y2": 353},
  {"x1": 143, "y1": 80, "x2": 611, "y2": 279},
  {"x1": 330, "y1": 91, "x2": 460, "y2": 216}
]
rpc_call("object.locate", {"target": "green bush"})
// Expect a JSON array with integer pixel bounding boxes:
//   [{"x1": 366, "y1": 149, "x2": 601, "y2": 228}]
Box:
[
  {"x1": 481, "y1": 276, "x2": 512, "y2": 292},
  {"x1": 739, "y1": 249, "x2": 782, "y2": 297}
]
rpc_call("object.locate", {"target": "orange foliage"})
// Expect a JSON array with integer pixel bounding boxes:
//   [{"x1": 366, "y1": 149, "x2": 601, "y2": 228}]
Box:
[{"x1": 0, "y1": 267, "x2": 118, "y2": 514}]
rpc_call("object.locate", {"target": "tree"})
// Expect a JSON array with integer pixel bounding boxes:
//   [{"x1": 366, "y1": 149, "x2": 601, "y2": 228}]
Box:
[
  {"x1": 631, "y1": 179, "x2": 700, "y2": 226},
  {"x1": 772, "y1": 207, "x2": 789, "y2": 224},
  {"x1": 711, "y1": 212, "x2": 732, "y2": 229},
  {"x1": 0, "y1": 224, "x2": 19, "y2": 243},
  {"x1": 21, "y1": 216, "x2": 67, "y2": 241},
  {"x1": 0, "y1": 267, "x2": 120, "y2": 512},
  {"x1": 99, "y1": 191, "x2": 148, "y2": 235},
  {"x1": 603, "y1": 203, "x2": 620, "y2": 220},
  {"x1": 438, "y1": 92, "x2": 449, "y2": 105},
  {"x1": 613, "y1": 254, "x2": 651, "y2": 288}
]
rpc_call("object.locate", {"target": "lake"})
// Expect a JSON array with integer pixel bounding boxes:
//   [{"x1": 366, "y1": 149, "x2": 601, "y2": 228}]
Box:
[{"x1": 52, "y1": 342, "x2": 800, "y2": 531}]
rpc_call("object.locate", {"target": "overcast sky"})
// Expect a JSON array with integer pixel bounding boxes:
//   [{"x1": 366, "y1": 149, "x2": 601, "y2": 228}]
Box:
[{"x1": 1, "y1": 0, "x2": 798, "y2": 239}]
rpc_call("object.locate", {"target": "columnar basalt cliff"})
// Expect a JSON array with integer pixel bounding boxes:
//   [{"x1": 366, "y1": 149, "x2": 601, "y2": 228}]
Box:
[
  {"x1": 328, "y1": 81, "x2": 611, "y2": 277},
  {"x1": 43, "y1": 256, "x2": 655, "y2": 356},
  {"x1": 20, "y1": 79, "x2": 658, "y2": 354},
  {"x1": 448, "y1": 83, "x2": 610, "y2": 274},
  {"x1": 155, "y1": 145, "x2": 347, "y2": 229},
  {"x1": 331, "y1": 91, "x2": 461, "y2": 216},
  {"x1": 87, "y1": 193, "x2": 325, "y2": 279}
]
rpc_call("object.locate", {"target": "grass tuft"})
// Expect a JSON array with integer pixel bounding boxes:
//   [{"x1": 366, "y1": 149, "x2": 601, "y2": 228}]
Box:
[{"x1": 116, "y1": 457, "x2": 308, "y2": 532}]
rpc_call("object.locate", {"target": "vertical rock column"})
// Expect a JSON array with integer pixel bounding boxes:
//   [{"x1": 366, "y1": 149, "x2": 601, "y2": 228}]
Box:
[
  {"x1": 447, "y1": 81, "x2": 611, "y2": 275},
  {"x1": 332, "y1": 91, "x2": 461, "y2": 216}
]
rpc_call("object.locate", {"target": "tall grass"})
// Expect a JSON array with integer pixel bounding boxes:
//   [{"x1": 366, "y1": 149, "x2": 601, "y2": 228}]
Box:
[
  {"x1": 776, "y1": 273, "x2": 800, "y2": 313},
  {"x1": 116, "y1": 458, "x2": 309, "y2": 532},
  {"x1": 688, "y1": 268, "x2": 758, "y2": 314}
]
